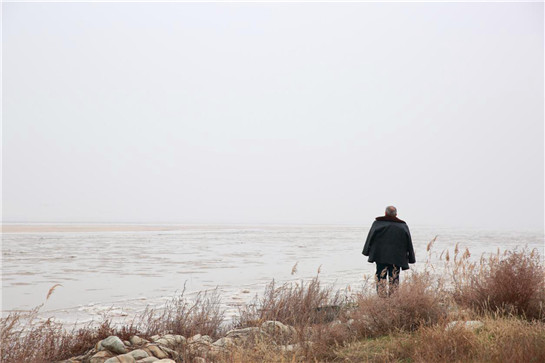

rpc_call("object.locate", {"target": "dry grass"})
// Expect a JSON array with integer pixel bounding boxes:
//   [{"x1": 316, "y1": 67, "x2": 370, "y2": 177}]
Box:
[
  {"x1": 1, "y1": 246, "x2": 544, "y2": 362},
  {"x1": 334, "y1": 316, "x2": 545, "y2": 363},
  {"x1": 142, "y1": 287, "x2": 225, "y2": 339},
  {"x1": 351, "y1": 271, "x2": 449, "y2": 337},
  {"x1": 0, "y1": 288, "x2": 224, "y2": 363},
  {"x1": 452, "y1": 247, "x2": 545, "y2": 320},
  {"x1": 235, "y1": 276, "x2": 346, "y2": 329},
  {"x1": 0, "y1": 311, "x2": 122, "y2": 363}
]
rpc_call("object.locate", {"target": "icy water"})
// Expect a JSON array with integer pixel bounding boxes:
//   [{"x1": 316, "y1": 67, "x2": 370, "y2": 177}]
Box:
[{"x1": 2, "y1": 224, "x2": 543, "y2": 324}]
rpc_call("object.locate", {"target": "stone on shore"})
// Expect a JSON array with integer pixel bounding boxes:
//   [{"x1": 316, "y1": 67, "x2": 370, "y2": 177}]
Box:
[
  {"x1": 89, "y1": 350, "x2": 115, "y2": 363},
  {"x1": 144, "y1": 344, "x2": 168, "y2": 359},
  {"x1": 129, "y1": 349, "x2": 149, "y2": 360},
  {"x1": 104, "y1": 353, "x2": 136, "y2": 363},
  {"x1": 261, "y1": 320, "x2": 296, "y2": 340},
  {"x1": 135, "y1": 358, "x2": 159, "y2": 363},
  {"x1": 130, "y1": 336, "x2": 149, "y2": 346},
  {"x1": 100, "y1": 336, "x2": 128, "y2": 354}
]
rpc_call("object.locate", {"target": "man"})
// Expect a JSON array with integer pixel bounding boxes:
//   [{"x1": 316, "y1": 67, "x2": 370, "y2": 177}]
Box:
[{"x1": 362, "y1": 206, "x2": 416, "y2": 296}]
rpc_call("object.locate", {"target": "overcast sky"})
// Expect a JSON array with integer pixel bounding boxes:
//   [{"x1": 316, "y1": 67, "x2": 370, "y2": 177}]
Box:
[{"x1": 3, "y1": 2, "x2": 543, "y2": 231}]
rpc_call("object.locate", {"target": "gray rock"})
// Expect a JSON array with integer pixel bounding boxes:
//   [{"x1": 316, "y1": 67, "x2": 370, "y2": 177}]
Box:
[
  {"x1": 187, "y1": 339, "x2": 213, "y2": 356},
  {"x1": 261, "y1": 321, "x2": 296, "y2": 337},
  {"x1": 129, "y1": 349, "x2": 149, "y2": 360},
  {"x1": 135, "y1": 358, "x2": 159, "y2": 363},
  {"x1": 446, "y1": 320, "x2": 484, "y2": 332},
  {"x1": 129, "y1": 336, "x2": 149, "y2": 346},
  {"x1": 101, "y1": 336, "x2": 128, "y2": 354},
  {"x1": 104, "y1": 353, "x2": 135, "y2": 363},
  {"x1": 188, "y1": 334, "x2": 202, "y2": 343},
  {"x1": 213, "y1": 337, "x2": 235, "y2": 348},
  {"x1": 89, "y1": 350, "x2": 115, "y2": 363},
  {"x1": 154, "y1": 360, "x2": 176, "y2": 363},
  {"x1": 225, "y1": 327, "x2": 264, "y2": 339},
  {"x1": 154, "y1": 334, "x2": 185, "y2": 348},
  {"x1": 145, "y1": 344, "x2": 168, "y2": 359}
]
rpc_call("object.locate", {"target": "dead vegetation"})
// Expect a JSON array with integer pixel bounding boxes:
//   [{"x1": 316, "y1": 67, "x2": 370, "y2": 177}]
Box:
[{"x1": 1, "y1": 245, "x2": 544, "y2": 362}]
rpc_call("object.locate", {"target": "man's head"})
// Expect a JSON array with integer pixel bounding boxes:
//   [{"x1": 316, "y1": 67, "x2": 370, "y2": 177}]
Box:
[{"x1": 385, "y1": 206, "x2": 397, "y2": 217}]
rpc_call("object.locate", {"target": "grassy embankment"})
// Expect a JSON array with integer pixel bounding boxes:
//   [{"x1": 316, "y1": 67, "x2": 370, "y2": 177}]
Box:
[{"x1": 1, "y1": 243, "x2": 544, "y2": 362}]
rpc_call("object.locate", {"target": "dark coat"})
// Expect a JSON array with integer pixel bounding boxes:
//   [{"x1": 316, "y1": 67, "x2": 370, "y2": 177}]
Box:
[{"x1": 362, "y1": 216, "x2": 416, "y2": 270}]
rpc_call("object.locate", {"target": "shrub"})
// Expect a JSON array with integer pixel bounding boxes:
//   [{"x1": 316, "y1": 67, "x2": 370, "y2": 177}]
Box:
[
  {"x1": 411, "y1": 323, "x2": 477, "y2": 362},
  {"x1": 352, "y1": 271, "x2": 448, "y2": 337},
  {"x1": 236, "y1": 276, "x2": 345, "y2": 328},
  {"x1": 455, "y1": 248, "x2": 545, "y2": 320},
  {"x1": 0, "y1": 288, "x2": 224, "y2": 363}
]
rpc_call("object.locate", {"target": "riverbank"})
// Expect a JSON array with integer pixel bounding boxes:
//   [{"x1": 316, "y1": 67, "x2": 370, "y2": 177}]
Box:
[{"x1": 1, "y1": 246, "x2": 544, "y2": 362}]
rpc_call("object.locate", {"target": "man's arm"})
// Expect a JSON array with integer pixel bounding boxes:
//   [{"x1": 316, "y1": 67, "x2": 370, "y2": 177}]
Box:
[
  {"x1": 362, "y1": 222, "x2": 376, "y2": 256},
  {"x1": 406, "y1": 227, "x2": 416, "y2": 264}
]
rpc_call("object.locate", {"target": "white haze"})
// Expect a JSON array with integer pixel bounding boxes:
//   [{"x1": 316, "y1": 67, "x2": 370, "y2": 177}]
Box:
[{"x1": 3, "y1": 2, "x2": 544, "y2": 231}]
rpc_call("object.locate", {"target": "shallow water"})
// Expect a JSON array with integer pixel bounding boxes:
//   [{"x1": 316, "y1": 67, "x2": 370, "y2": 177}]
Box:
[{"x1": 2, "y1": 224, "x2": 543, "y2": 324}]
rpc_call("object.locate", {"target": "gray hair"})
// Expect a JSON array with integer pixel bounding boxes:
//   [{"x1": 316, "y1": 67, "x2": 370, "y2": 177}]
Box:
[{"x1": 385, "y1": 206, "x2": 397, "y2": 217}]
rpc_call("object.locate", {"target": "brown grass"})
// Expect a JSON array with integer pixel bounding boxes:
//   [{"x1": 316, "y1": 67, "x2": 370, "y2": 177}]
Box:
[
  {"x1": 0, "y1": 288, "x2": 224, "y2": 363},
  {"x1": 235, "y1": 276, "x2": 346, "y2": 329},
  {"x1": 334, "y1": 316, "x2": 545, "y2": 363},
  {"x1": 453, "y1": 248, "x2": 545, "y2": 320},
  {"x1": 1, "y1": 246, "x2": 544, "y2": 362},
  {"x1": 351, "y1": 271, "x2": 448, "y2": 337}
]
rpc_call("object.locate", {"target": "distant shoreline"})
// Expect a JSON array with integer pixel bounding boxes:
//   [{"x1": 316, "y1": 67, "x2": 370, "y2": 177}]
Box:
[
  {"x1": 1, "y1": 223, "x2": 364, "y2": 233},
  {"x1": 2, "y1": 223, "x2": 542, "y2": 234}
]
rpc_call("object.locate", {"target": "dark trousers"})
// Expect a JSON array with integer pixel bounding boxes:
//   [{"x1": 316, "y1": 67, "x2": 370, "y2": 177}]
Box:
[{"x1": 375, "y1": 263, "x2": 400, "y2": 297}]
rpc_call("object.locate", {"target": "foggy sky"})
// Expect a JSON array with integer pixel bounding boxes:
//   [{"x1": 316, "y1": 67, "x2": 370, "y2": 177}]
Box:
[{"x1": 3, "y1": 2, "x2": 544, "y2": 231}]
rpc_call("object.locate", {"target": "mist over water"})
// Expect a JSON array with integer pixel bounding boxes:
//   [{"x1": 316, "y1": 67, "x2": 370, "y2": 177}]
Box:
[{"x1": 3, "y1": 225, "x2": 542, "y2": 324}]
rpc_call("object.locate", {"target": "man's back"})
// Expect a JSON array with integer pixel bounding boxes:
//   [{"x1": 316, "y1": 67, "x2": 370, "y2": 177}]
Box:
[{"x1": 362, "y1": 215, "x2": 416, "y2": 270}]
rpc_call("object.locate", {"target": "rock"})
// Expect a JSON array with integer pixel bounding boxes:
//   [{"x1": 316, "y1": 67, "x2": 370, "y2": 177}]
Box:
[
  {"x1": 261, "y1": 321, "x2": 296, "y2": 337},
  {"x1": 135, "y1": 358, "x2": 159, "y2": 363},
  {"x1": 124, "y1": 340, "x2": 131, "y2": 347},
  {"x1": 171, "y1": 335, "x2": 186, "y2": 344},
  {"x1": 213, "y1": 337, "x2": 235, "y2": 348},
  {"x1": 187, "y1": 339, "x2": 213, "y2": 357},
  {"x1": 446, "y1": 320, "x2": 484, "y2": 332},
  {"x1": 154, "y1": 334, "x2": 185, "y2": 348},
  {"x1": 89, "y1": 350, "x2": 115, "y2": 363},
  {"x1": 129, "y1": 336, "x2": 149, "y2": 346},
  {"x1": 145, "y1": 345, "x2": 168, "y2": 359},
  {"x1": 225, "y1": 326, "x2": 267, "y2": 342},
  {"x1": 155, "y1": 360, "x2": 176, "y2": 363},
  {"x1": 101, "y1": 336, "x2": 128, "y2": 354},
  {"x1": 129, "y1": 349, "x2": 149, "y2": 360},
  {"x1": 188, "y1": 334, "x2": 202, "y2": 343},
  {"x1": 104, "y1": 353, "x2": 136, "y2": 363},
  {"x1": 193, "y1": 358, "x2": 206, "y2": 363},
  {"x1": 150, "y1": 335, "x2": 161, "y2": 342},
  {"x1": 157, "y1": 346, "x2": 178, "y2": 360}
]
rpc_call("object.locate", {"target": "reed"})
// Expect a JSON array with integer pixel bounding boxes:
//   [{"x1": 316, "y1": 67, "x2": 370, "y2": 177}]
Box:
[{"x1": 1, "y1": 245, "x2": 544, "y2": 362}]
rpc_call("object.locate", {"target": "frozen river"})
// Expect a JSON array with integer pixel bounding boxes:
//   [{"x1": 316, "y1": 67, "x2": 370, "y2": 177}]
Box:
[{"x1": 2, "y1": 224, "x2": 543, "y2": 324}]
